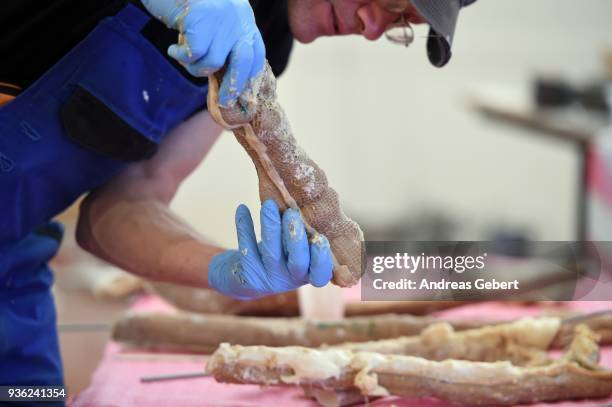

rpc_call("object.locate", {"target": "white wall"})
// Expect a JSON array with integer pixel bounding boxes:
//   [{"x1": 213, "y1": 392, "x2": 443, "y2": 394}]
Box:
[{"x1": 172, "y1": 0, "x2": 612, "y2": 247}]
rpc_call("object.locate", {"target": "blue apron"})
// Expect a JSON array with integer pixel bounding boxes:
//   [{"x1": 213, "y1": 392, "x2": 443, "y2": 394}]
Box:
[{"x1": 0, "y1": 3, "x2": 208, "y2": 392}]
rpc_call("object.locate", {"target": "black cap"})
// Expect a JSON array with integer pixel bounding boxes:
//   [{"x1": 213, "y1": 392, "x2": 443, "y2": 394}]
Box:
[{"x1": 412, "y1": 0, "x2": 477, "y2": 67}]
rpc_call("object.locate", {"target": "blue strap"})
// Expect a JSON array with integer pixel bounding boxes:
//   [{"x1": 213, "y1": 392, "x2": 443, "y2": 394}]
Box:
[{"x1": 114, "y1": 2, "x2": 152, "y2": 31}]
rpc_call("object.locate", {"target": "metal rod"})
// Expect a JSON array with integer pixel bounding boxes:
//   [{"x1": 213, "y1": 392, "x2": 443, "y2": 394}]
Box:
[{"x1": 140, "y1": 372, "x2": 209, "y2": 383}]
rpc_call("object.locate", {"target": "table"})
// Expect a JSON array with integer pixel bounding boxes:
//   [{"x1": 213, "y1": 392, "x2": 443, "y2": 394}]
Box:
[{"x1": 71, "y1": 296, "x2": 612, "y2": 407}]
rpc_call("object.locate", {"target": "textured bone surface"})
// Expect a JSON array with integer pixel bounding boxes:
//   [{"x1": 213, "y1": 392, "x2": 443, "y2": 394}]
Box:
[
  {"x1": 207, "y1": 325, "x2": 612, "y2": 406},
  {"x1": 111, "y1": 311, "x2": 466, "y2": 353},
  {"x1": 207, "y1": 64, "x2": 364, "y2": 286},
  {"x1": 112, "y1": 310, "x2": 612, "y2": 354},
  {"x1": 331, "y1": 317, "x2": 561, "y2": 366},
  {"x1": 112, "y1": 311, "x2": 499, "y2": 353}
]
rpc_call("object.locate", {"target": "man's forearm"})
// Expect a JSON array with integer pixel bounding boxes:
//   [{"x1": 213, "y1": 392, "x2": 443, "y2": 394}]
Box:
[
  {"x1": 77, "y1": 195, "x2": 223, "y2": 288},
  {"x1": 75, "y1": 110, "x2": 224, "y2": 288}
]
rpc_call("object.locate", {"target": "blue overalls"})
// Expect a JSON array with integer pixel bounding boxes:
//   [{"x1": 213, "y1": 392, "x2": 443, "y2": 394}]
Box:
[{"x1": 0, "y1": 3, "x2": 207, "y2": 394}]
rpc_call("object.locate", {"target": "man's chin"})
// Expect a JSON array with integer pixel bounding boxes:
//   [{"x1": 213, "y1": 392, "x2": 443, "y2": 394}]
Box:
[
  {"x1": 294, "y1": 35, "x2": 317, "y2": 44},
  {"x1": 289, "y1": 21, "x2": 321, "y2": 44},
  {"x1": 293, "y1": 27, "x2": 328, "y2": 44}
]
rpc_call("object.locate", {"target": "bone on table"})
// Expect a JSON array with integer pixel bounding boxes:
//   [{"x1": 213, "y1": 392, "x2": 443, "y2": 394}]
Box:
[{"x1": 207, "y1": 325, "x2": 612, "y2": 406}]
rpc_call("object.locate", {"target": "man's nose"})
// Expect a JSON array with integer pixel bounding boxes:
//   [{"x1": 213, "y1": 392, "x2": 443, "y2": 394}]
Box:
[{"x1": 356, "y1": 4, "x2": 395, "y2": 41}]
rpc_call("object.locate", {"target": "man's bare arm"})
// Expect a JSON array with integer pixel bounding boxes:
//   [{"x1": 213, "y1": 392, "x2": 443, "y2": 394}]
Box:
[{"x1": 76, "y1": 110, "x2": 224, "y2": 288}]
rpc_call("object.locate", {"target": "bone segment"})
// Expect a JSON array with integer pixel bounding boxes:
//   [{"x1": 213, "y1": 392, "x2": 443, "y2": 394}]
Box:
[
  {"x1": 207, "y1": 63, "x2": 364, "y2": 286},
  {"x1": 207, "y1": 325, "x2": 612, "y2": 406}
]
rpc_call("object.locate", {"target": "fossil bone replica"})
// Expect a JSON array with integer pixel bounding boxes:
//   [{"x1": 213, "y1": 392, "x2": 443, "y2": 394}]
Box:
[
  {"x1": 207, "y1": 324, "x2": 612, "y2": 406},
  {"x1": 113, "y1": 312, "x2": 489, "y2": 353},
  {"x1": 207, "y1": 64, "x2": 363, "y2": 286},
  {"x1": 112, "y1": 310, "x2": 612, "y2": 354}
]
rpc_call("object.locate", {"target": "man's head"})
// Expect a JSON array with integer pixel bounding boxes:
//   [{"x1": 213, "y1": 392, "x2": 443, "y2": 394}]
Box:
[
  {"x1": 287, "y1": 0, "x2": 422, "y2": 43},
  {"x1": 286, "y1": 0, "x2": 476, "y2": 67}
]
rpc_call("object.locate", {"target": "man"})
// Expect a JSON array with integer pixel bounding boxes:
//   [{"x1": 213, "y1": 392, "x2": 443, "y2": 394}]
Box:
[{"x1": 0, "y1": 0, "x2": 475, "y2": 395}]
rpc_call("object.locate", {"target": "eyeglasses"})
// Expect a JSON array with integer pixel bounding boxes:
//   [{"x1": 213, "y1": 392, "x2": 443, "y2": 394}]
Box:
[{"x1": 384, "y1": 14, "x2": 415, "y2": 47}]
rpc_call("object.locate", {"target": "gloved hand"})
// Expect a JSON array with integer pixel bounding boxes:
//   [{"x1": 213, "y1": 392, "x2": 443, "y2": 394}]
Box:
[
  {"x1": 141, "y1": 0, "x2": 265, "y2": 106},
  {"x1": 208, "y1": 200, "x2": 334, "y2": 300}
]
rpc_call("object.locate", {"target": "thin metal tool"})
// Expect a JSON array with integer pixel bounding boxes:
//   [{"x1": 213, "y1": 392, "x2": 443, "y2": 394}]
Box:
[{"x1": 140, "y1": 371, "x2": 209, "y2": 383}]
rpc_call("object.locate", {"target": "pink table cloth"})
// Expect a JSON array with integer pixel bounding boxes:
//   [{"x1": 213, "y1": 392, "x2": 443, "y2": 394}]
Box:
[{"x1": 72, "y1": 298, "x2": 612, "y2": 407}]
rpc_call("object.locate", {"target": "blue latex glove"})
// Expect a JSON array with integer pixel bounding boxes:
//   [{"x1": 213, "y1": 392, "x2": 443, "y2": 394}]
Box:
[
  {"x1": 209, "y1": 200, "x2": 334, "y2": 300},
  {"x1": 141, "y1": 0, "x2": 265, "y2": 106}
]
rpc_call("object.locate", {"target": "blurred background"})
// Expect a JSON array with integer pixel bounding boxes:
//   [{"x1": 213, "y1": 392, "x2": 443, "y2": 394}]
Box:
[{"x1": 53, "y1": 0, "x2": 612, "y2": 397}]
